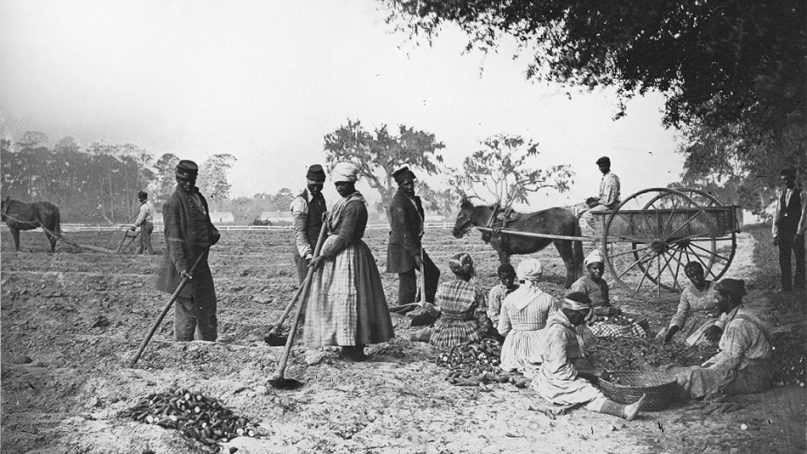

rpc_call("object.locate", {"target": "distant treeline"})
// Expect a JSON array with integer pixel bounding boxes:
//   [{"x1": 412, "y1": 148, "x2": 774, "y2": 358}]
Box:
[{"x1": 0, "y1": 133, "x2": 294, "y2": 224}]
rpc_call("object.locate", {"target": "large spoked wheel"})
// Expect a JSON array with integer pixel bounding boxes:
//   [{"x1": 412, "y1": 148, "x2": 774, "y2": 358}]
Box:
[
  {"x1": 601, "y1": 188, "x2": 719, "y2": 299},
  {"x1": 644, "y1": 188, "x2": 737, "y2": 282}
]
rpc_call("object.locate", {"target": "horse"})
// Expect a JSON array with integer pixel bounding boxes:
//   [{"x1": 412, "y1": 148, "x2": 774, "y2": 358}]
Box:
[
  {"x1": 453, "y1": 198, "x2": 584, "y2": 288},
  {"x1": 1, "y1": 197, "x2": 62, "y2": 252}
]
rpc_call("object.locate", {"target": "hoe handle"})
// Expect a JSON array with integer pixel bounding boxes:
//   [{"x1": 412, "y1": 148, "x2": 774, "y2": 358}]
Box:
[
  {"x1": 266, "y1": 221, "x2": 329, "y2": 336},
  {"x1": 128, "y1": 254, "x2": 204, "y2": 368},
  {"x1": 272, "y1": 214, "x2": 328, "y2": 380}
]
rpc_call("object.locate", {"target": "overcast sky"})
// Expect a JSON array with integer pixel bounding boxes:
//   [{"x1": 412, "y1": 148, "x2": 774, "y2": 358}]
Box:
[{"x1": 0, "y1": 0, "x2": 684, "y2": 208}]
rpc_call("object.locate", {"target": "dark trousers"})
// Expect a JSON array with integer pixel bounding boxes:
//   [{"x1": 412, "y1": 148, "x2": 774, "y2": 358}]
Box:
[
  {"x1": 174, "y1": 295, "x2": 217, "y2": 341},
  {"x1": 778, "y1": 230, "x2": 805, "y2": 291},
  {"x1": 137, "y1": 222, "x2": 153, "y2": 254},
  {"x1": 397, "y1": 250, "x2": 440, "y2": 305}
]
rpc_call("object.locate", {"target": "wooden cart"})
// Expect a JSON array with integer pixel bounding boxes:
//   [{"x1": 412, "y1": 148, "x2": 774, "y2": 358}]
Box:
[
  {"x1": 476, "y1": 187, "x2": 741, "y2": 300},
  {"x1": 591, "y1": 187, "x2": 741, "y2": 298}
]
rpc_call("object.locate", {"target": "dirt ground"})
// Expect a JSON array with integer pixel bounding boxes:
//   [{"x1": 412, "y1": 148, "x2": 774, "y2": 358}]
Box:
[{"x1": 1, "y1": 223, "x2": 805, "y2": 453}]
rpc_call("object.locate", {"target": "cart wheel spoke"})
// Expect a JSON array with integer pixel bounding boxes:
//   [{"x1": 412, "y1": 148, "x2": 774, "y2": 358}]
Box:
[
  {"x1": 608, "y1": 244, "x2": 653, "y2": 259},
  {"x1": 616, "y1": 247, "x2": 656, "y2": 281},
  {"x1": 688, "y1": 241, "x2": 731, "y2": 263}
]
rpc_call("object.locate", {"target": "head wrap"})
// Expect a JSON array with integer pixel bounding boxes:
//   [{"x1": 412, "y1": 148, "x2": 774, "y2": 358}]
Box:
[
  {"x1": 562, "y1": 291, "x2": 592, "y2": 310},
  {"x1": 392, "y1": 166, "x2": 417, "y2": 185},
  {"x1": 306, "y1": 164, "x2": 326, "y2": 184},
  {"x1": 448, "y1": 252, "x2": 474, "y2": 277},
  {"x1": 175, "y1": 160, "x2": 198, "y2": 180},
  {"x1": 331, "y1": 162, "x2": 358, "y2": 183},
  {"x1": 596, "y1": 156, "x2": 611, "y2": 166},
  {"x1": 516, "y1": 259, "x2": 543, "y2": 282},
  {"x1": 584, "y1": 250, "x2": 603, "y2": 267},
  {"x1": 714, "y1": 278, "x2": 746, "y2": 298}
]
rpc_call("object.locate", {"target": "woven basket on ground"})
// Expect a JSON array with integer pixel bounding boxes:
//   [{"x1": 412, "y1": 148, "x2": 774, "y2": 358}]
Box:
[{"x1": 599, "y1": 370, "x2": 679, "y2": 411}]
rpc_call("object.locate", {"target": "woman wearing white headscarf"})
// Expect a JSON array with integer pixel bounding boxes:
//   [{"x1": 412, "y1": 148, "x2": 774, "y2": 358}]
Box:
[
  {"x1": 304, "y1": 162, "x2": 394, "y2": 361},
  {"x1": 498, "y1": 259, "x2": 561, "y2": 373},
  {"x1": 571, "y1": 250, "x2": 646, "y2": 338}
]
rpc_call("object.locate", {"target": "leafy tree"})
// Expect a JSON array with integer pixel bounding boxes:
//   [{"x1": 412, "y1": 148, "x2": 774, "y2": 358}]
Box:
[
  {"x1": 54, "y1": 136, "x2": 80, "y2": 154},
  {"x1": 198, "y1": 153, "x2": 236, "y2": 206},
  {"x1": 323, "y1": 119, "x2": 445, "y2": 213},
  {"x1": 382, "y1": 0, "x2": 806, "y2": 188},
  {"x1": 269, "y1": 187, "x2": 295, "y2": 212},
  {"x1": 449, "y1": 134, "x2": 573, "y2": 207},
  {"x1": 16, "y1": 131, "x2": 48, "y2": 150},
  {"x1": 416, "y1": 182, "x2": 457, "y2": 218},
  {"x1": 154, "y1": 153, "x2": 181, "y2": 203}
]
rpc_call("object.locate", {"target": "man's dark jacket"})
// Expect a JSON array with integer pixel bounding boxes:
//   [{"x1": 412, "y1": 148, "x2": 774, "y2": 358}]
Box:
[
  {"x1": 386, "y1": 188, "x2": 424, "y2": 273},
  {"x1": 156, "y1": 185, "x2": 220, "y2": 299}
]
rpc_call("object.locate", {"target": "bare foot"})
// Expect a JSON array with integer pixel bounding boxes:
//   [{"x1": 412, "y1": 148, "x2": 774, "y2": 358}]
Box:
[{"x1": 624, "y1": 394, "x2": 647, "y2": 421}]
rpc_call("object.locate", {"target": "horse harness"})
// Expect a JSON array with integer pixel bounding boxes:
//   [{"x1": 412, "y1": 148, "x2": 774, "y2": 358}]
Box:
[{"x1": 483, "y1": 203, "x2": 519, "y2": 245}]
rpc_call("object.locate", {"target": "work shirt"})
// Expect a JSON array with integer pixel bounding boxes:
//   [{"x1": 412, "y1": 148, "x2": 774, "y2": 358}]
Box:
[
  {"x1": 570, "y1": 275, "x2": 610, "y2": 314},
  {"x1": 134, "y1": 200, "x2": 155, "y2": 227},
  {"x1": 598, "y1": 171, "x2": 620, "y2": 208},
  {"x1": 705, "y1": 307, "x2": 771, "y2": 372},
  {"x1": 772, "y1": 187, "x2": 807, "y2": 237},
  {"x1": 487, "y1": 283, "x2": 518, "y2": 326},
  {"x1": 290, "y1": 188, "x2": 327, "y2": 258}
]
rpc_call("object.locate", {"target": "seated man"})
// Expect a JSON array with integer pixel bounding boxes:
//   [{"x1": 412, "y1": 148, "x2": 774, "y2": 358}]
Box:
[
  {"x1": 571, "y1": 251, "x2": 646, "y2": 338},
  {"x1": 671, "y1": 279, "x2": 773, "y2": 399},
  {"x1": 532, "y1": 292, "x2": 645, "y2": 420},
  {"x1": 579, "y1": 156, "x2": 621, "y2": 234}
]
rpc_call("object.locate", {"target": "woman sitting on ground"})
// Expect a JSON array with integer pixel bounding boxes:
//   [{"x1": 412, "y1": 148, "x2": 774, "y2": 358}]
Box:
[
  {"x1": 571, "y1": 250, "x2": 646, "y2": 338},
  {"x1": 670, "y1": 279, "x2": 773, "y2": 399},
  {"x1": 498, "y1": 259, "x2": 560, "y2": 374},
  {"x1": 532, "y1": 292, "x2": 645, "y2": 420},
  {"x1": 429, "y1": 253, "x2": 492, "y2": 350},
  {"x1": 657, "y1": 262, "x2": 722, "y2": 346}
]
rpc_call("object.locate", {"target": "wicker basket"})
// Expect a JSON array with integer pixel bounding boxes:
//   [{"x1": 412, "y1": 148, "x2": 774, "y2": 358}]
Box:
[{"x1": 599, "y1": 370, "x2": 679, "y2": 411}]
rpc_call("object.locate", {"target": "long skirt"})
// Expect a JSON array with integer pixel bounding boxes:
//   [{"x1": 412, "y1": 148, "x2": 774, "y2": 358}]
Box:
[
  {"x1": 303, "y1": 239, "x2": 394, "y2": 347},
  {"x1": 671, "y1": 359, "x2": 773, "y2": 399},
  {"x1": 500, "y1": 329, "x2": 544, "y2": 374},
  {"x1": 532, "y1": 367, "x2": 604, "y2": 406},
  {"x1": 430, "y1": 318, "x2": 481, "y2": 350}
]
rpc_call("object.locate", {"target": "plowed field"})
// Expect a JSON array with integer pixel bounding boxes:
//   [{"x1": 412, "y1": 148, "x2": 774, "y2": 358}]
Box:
[{"x1": 1, "y1": 225, "x2": 804, "y2": 453}]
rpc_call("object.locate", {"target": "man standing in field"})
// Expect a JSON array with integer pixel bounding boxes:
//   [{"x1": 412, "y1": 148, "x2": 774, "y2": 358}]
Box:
[
  {"x1": 772, "y1": 167, "x2": 806, "y2": 293},
  {"x1": 386, "y1": 166, "x2": 440, "y2": 306},
  {"x1": 156, "y1": 160, "x2": 221, "y2": 341},
  {"x1": 131, "y1": 190, "x2": 155, "y2": 254},
  {"x1": 290, "y1": 164, "x2": 328, "y2": 283}
]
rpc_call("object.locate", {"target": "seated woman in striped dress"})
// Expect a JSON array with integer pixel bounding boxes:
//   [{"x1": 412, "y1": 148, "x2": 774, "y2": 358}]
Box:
[
  {"x1": 657, "y1": 262, "x2": 721, "y2": 346},
  {"x1": 498, "y1": 259, "x2": 560, "y2": 374},
  {"x1": 429, "y1": 253, "x2": 492, "y2": 350}
]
